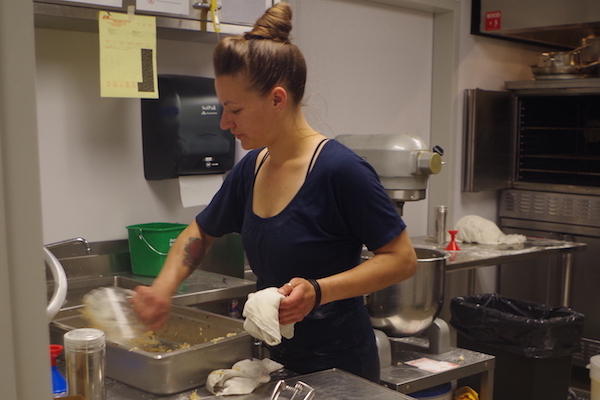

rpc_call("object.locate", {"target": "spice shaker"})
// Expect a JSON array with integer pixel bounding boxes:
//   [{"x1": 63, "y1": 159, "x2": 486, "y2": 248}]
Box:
[
  {"x1": 434, "y1": 205, "x2": 448, "y2": 244},
  {"x1": 64, "y1": 328, "x2": 106, "y2": 400}
]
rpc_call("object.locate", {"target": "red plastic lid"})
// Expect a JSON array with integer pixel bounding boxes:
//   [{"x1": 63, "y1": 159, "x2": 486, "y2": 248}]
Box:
[{"x1": 49, "y1": 344, "x2": 63, "y2": 366}]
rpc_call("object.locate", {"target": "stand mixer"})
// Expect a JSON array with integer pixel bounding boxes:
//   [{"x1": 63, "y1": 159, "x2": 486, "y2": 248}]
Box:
[
  {"x1": 335, "y1": 133, "x2": 443, "y2": 216},
  {"x1": 336, "y1": 133, "x2": 450, "y2": 356}
]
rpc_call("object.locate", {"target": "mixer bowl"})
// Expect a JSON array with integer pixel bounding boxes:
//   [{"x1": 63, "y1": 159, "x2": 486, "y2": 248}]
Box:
[{"x1": 365, "y1": 247, "x2": 448, "y2": 337}]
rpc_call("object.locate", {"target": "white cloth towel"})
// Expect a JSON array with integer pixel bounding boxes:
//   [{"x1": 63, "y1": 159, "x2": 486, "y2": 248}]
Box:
[
  {"x1": 206, "y1": 358, "x2": 284, "y2": 396},
  {"x1": 455, "y1": 215, "x2": 526, "y2": 245},
  {"x1": 242, "y1": 287, "x2": 295, "y2": 346}
]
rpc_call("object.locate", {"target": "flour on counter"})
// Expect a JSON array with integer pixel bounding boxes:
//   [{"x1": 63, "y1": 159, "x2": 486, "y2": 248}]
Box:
[{"x1": 454, "y1": 215, "x2": 526, "y2": 245}]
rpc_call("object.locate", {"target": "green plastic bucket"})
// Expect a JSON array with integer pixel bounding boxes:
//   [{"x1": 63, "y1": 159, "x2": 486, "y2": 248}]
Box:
[{"x1": 126, "y1": 222, "x2": 187, "y2": 277}]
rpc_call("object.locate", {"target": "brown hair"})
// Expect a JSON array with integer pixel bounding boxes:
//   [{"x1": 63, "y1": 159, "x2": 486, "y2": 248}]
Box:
[{"x1": 212, "y1": 2, "x2": 307, "y2": 106}]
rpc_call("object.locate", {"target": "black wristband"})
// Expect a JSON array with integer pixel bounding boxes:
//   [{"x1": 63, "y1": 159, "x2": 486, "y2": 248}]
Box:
[{"x1": 307, "y1": 278, "x2": 321, "y2": 311}]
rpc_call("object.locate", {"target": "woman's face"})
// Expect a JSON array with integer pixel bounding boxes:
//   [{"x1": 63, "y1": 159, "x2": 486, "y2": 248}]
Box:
[{"x1": 215, "y1": 75, "x2": 275, "y2": 150}]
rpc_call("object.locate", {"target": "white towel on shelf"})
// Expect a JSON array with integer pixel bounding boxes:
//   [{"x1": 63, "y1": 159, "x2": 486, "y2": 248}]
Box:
[
  {"x1": 242, "y1": 287, "x2": 295, "y2": 346},
  {"x1": 455, "y1": 215, "x2": 526, "y2": 245},
  {"x1": 206, "y1": 358, "x2": 284, "y2": 395}
]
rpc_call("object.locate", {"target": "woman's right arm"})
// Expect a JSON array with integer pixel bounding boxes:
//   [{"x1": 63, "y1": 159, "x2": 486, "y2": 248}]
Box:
[{"x1": 131, "y1": 220, "x2": 215, "y2": 330}]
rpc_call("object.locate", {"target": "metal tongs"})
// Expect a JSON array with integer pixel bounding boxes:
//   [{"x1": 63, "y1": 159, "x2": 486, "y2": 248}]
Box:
[{"x1": 270, "y1": 380, "x2": 315, "y2": 400}]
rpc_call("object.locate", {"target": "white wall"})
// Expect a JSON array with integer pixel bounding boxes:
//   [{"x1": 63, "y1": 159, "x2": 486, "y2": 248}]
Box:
[{"x1": 35, "y1": 31, "x2": 215, "y2": 243}]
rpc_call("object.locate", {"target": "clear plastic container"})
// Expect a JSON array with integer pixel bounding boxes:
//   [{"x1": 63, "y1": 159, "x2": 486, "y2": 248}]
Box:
[
  {"x1": 64, "y1": 328, "x2": 106, "y2": 400},
  {"x1": 81, "y1": 287, "x2": 144, "y2": 342}
]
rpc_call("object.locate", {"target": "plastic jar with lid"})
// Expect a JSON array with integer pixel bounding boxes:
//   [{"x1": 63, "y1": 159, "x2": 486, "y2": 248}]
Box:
[{"x1": 63, "y1": 328, "x2": 106, "y2": 400}]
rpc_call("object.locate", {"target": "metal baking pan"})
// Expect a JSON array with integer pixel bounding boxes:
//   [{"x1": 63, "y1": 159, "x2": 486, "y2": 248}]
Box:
[{"x1": 50, "y1": 304, "x2": 253, "y2": 395}]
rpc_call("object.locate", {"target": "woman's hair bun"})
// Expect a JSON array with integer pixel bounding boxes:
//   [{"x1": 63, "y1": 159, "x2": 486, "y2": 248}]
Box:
[{"x1": 245, "y1": 2, "x2": 292, "y2": 43}]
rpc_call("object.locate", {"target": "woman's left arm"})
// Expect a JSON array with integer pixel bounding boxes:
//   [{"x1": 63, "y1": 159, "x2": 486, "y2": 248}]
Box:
[{"x1": 278, "y1": 229, "x2": 417, "y2": 324}]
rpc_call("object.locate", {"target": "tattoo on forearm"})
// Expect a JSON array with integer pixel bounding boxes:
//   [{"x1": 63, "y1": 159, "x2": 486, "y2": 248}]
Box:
[{"x1": 183, "y1": 237, "x2": 205, "y2": 271}]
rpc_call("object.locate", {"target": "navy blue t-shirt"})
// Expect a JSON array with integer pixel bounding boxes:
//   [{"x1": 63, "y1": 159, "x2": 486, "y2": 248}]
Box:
[{"x1": 196, "y1": 139, "x2": 406, "y2": 378}]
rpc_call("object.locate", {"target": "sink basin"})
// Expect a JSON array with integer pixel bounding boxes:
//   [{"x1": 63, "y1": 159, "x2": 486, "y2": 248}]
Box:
[{"x1": 47, "y1": 270, "x2": 257, "y2": 311}]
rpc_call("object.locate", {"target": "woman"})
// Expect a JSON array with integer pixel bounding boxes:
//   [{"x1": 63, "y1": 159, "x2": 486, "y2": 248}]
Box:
[{"x1": 132, "y1": 2, "x2": 417, "y2": 382}]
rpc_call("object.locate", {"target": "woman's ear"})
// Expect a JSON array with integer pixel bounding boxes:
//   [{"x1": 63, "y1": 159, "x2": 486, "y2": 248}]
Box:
[{"x1": 271, "y1": 86, "x2": 288, "y2": 111}]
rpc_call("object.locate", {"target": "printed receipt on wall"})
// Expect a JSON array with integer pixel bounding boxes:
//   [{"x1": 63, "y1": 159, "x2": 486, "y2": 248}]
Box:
[{"x1": 98, "y1": 11, "x2": 158, "y2": 98}]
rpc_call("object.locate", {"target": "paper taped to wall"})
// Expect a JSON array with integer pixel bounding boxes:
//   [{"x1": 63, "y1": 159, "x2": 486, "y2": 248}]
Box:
[{"x1": 178, "y1": 174, "x2": 223, "y2": 208}]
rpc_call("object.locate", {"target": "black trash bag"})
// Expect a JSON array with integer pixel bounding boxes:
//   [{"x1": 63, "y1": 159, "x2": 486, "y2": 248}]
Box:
[{"x1": 450, "y1": 294, "x2": 584, "y2": 358}]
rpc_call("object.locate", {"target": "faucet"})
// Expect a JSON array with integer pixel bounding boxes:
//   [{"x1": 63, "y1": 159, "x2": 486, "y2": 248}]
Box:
[{"x1": 45, "y1": 237, "x2": 92, "y2": 254}]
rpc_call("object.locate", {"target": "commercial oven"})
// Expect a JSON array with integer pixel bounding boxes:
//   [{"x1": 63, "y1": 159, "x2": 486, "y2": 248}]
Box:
[{"x1": 464, "y1": 79, "x2": 600, "y2": 367}]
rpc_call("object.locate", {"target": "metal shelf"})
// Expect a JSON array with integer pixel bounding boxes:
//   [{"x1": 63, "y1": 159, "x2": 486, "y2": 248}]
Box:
[{"x1": 34, "y1": 1, "x2": 248, "y2": 42}]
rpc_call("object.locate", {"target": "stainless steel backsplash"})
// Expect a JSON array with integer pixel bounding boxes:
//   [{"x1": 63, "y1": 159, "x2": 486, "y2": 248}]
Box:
[{"x1": 46, "y1": 233, "x2": 245, "y2": 282}]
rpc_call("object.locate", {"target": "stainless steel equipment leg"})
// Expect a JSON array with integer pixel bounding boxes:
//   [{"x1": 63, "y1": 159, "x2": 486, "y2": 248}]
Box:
[
  {"x1": 424, "y1": 318, "x2": 451, "y2": 354},
  {"x1": 467, "y1": 269, "x2": 476, "y2": 295},
  {"x1": 479, "y1": 367, "x2": 494, "y2": 400},
  {"x1": 561, "y1": 252, "x2": 573, "y2": 307},
  {"x1": 558, "y1": 234, "x2": 575, "y2": 307}
]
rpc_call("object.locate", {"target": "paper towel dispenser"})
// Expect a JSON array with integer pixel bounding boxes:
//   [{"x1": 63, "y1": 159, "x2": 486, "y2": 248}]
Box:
[{"x1": 141, "y1": 75, "x2": 235, "y2": 180}]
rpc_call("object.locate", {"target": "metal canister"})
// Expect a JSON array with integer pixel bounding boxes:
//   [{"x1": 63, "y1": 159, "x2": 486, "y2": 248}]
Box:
[
  {"x1": 64, "y1": 328, "x2": 106, "y2": 400},
  {"x1": 434, "y1": 205, "x2": 447, "y2": 244}
]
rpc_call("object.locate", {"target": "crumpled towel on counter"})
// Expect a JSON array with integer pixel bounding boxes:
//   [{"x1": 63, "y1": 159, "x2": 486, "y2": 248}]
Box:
[
  {"x1": 206, "y1": 358, "x2": 284, "y2": 396},
  {"x1": 454, "y1": 215, "x2": 526, "y2": 245},
  {"x1": 242, "y1": 287, "x2": 295, "y2": 346}
]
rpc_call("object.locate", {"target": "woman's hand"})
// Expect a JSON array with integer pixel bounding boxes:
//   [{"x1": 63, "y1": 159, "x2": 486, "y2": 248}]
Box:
[
  {"x1": 277, "y1": 278, "x2": 317, "y2": 325},
  {"x1": 131, "y1": 285, "x2": 172, "y2": 331}
]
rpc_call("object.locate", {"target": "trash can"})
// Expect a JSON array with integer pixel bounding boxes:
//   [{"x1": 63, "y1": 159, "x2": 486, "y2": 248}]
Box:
[{"x1": 450, "y1": 294, "x2": 584, "y2": 400}]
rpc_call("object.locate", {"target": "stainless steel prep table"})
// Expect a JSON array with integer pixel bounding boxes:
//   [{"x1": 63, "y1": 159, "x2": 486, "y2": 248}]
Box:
[
  {"x1": 103, "y1": 368, "x2": 418, "y2": 400},
  {"x1": 411, "y1": 235, "x2": 587, "y2": 298},
  {"x1": 411, "y1": 236, "x2": 587, "y2": 272},
  {"x1": 380, "y1": 336, "x2": 494, "y2": 400}
]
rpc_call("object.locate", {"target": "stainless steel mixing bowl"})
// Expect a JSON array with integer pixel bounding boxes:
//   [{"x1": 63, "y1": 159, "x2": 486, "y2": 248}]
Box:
[{"x1": 365, "y1": 247, "x2": 448, "y2": 337}]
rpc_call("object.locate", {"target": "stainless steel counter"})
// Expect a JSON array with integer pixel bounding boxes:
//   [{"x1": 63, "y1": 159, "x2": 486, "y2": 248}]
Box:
[
  {"x1": 411, "y1": 235, "x2": 587, "y2": 272},
  {"x1": 103, "y1": 369, "x2": 417, "y2": 400}
]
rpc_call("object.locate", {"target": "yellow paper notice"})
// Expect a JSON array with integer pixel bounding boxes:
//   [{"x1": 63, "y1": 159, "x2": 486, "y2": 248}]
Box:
[{"x1": 99, "y1": 11, "x2": 158, "y2": 98}]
